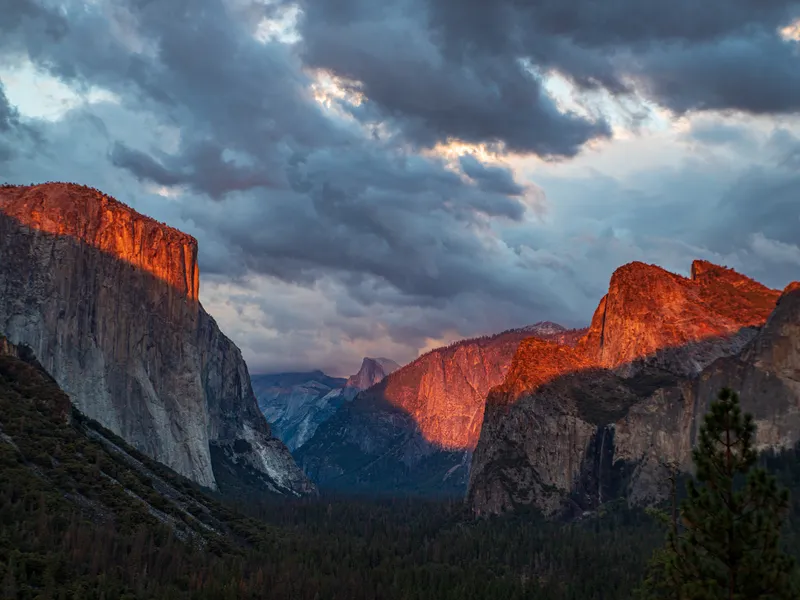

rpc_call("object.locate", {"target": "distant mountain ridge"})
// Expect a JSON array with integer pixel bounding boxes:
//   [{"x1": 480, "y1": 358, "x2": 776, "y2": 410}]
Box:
[
  {"x1": 0, "y1": 182, "x2": 313, "y2": 497},
  {"x1": 296, "y1": 323, "x2": 579, "y2": 495},
  {"x1": 253, "y1": 357, "x2": 399, "y2": 451}
]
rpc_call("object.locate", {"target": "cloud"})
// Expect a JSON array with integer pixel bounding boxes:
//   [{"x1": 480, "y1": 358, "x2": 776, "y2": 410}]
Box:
[
  {"x1": 750, "y1": 232, "x2": 800, "y2": 265},
  {"x1": 110, "y1": 141, "x2": 279, "y2": 199},
  {"x1": 1, "y1": 0, "x2": 800, "y2": 375},
  {"x1": 295, "y1": 0, "x2": 612, "y2": 155},
  {"x1": 0, "y1": 83, "x2": 18, "y2": 132},
  {"x1": 295, "y1": 0, "x2": 800, "y2": 125},
  {"x1": 459, "y1": 154, "x2": 526, "y2": 198}
]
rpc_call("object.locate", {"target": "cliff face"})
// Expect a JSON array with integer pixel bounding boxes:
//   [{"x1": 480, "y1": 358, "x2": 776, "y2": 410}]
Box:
[
  {"x1": 297, "y1": 323, "x2": 583, "y2": 495},
  {"x1": 579, "y1": 260, "x2": 780, "y2": 376},
  {"x1": 469, "y1": 261, "x2": 791, "y2": 517},
  {"x1": 0, "y1": 183, "x2": 313, "y2": 496}
]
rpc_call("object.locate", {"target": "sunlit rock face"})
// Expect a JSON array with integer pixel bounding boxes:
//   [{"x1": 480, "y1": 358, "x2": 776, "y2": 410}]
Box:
[
  {"x1": 580, "y1": 261, "x2": 780, "y2": 376},
  {"x1": 297, "y1": 324, "x2": 583, "y2": 496},
  {"x1": 0, "y1": 183, "x2": 314, "y2": 496},
  {"x1": 469, "y1": 261, "x2": 794, "y2": 518}
]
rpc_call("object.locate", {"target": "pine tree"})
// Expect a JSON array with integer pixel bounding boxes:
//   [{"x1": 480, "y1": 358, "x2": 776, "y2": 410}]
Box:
[{"x1": 639, "y1": 388, "x2": 797, "y2": 599}]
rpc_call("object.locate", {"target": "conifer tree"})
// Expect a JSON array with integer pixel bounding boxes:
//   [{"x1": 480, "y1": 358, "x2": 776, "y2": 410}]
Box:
[{"x1": 639, "y1": 388, "x2": 797, "y2": 599}]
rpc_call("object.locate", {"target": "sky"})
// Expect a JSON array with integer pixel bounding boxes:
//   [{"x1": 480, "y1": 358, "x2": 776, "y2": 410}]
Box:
[{"x1": 1, "y1": 0, "x2": 800, "y2": 377}]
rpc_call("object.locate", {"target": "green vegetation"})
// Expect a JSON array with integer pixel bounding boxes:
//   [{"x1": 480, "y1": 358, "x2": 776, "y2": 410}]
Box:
[
  {"x1": 639, "y1": 388, "x2": 799, "y2": 599},
  {"x1": 3, "y1": 345, "x2": 800, "y2": 599}
]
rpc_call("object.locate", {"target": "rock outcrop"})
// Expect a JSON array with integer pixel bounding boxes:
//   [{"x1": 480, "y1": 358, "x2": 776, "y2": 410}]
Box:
[
  {"x1": 342, "y1": 357, "x2": 401, "y2": 396},
  {"x1": 468, "y1": 260, "x2": 793, "y2": 517},
  {"x1": 0, "y1": 183, "x2": 314, "y2": 496},
  {"x1": 297, "y1": 323, "x2": 583, "y2": 495}
]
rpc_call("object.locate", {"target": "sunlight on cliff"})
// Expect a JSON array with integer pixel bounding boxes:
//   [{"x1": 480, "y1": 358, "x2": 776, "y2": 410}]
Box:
[
  {"x1": 372, "y1": 260, "x2": 781, "y2": 451},
  {"x1": 0, "y1": 183, "x2": 200, "y2": 302}
]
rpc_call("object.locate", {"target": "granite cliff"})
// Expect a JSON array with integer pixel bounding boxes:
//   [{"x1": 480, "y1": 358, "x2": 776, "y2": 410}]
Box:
[
  {"x1": 297, "y1": 323, "x2": 583, "y2": 495},
  {"x1": 468, "y1": 260, "x2": 793, "y2": 517},
  {"x1": 0, "y1": 182, "x2": 314, "y2": 496}
]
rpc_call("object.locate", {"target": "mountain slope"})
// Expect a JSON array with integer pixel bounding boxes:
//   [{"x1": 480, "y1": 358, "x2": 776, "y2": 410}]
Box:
[
  {"x1": 297, "y1": 323, "x2": 583, "y2": 495},
  {"x1": 252, "y1": 370, "x2": 347, "y2": 451},
  {"x1": 253, "y1": 357, "x2": 399, "y2": 451},
  {"x1": 0, "y1": 335, "x2": 253, "y2": 551},
  {"x1": 468, "y1": 260, "x2": 792, "y2": 517},
  {"x1": 0, "y1": 182, "x2": 313, "y2": 496}
]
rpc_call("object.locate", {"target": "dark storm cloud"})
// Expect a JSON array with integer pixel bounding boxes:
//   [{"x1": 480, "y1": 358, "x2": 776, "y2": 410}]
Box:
[
  {"x1": 424, "y1": 0, "x2": 797, "y2": 50},
  {"x1": 0, "y1": 0, "x2": 543, "y2": 310},
  {"x1": 296, "y1": 1, "x2": 611, "y2": 156},
  {"x1": 0, "y1": 81, "x2": 39, "y2": 163},
  {"x1": 459, "y1": 155, "x2": 525, "y2": 197},
  {"x1": 0, "y1": 84, "x2": 15, "y2": 163},
  {"x1": 295, "y1": 0, "x2": 800, "y2": 126},
  {"x1": 627, "y1": 34, "x2": 800, "y2": 114},
  {"x1": 708, "y1": 168, "x2": 800, "y2": 253},
  {"x1": 110, "y1": 143, "x2": 185, "y2": 186},
  {"x1": 111, "y1": 141, "x2": 279, "y2": 198},
  {"x1": 0, "y1": 84, "x2": 18, "y2": 133},
  {"x1": 5, "y1": 0, "x2": 800, "y2": 373}
]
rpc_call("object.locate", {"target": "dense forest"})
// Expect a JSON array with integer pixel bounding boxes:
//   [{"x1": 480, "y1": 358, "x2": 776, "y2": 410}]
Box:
[{"x1": 2, "y1": 342, "x2": 800, "y2": 599}]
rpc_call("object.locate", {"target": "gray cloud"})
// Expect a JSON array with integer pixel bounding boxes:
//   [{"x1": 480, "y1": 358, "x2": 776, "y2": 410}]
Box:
[
  {"x1": 295, "y1": 0, "x2": 800, "y2": 123},
  {"x1": 297, "y1": 0, "x2": 612, "y2": 155},
  {"x1": 111, "y1": 141, "x2": 279, "y2": 198},
  {"x1": 0, "y1": 84, "x2": 18, "y2": 133},
  {"x1": 2, "y1": 0, "x2": 800, "y2": 373},
  {"x1": 459, "y1": 154, "x2": 526, "y2": 198},
  {"x1": 685, "y1": 120, "x2": 760, "y2": 148}
]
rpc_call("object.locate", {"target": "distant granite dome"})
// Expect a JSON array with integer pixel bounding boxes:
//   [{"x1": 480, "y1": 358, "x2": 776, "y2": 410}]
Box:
[
  {"x1": 0, "y1": 182, "x2": 314, "y2": 497},
  {"x1": 343, "y1": 357, "x2": 401, "y2": 394}
]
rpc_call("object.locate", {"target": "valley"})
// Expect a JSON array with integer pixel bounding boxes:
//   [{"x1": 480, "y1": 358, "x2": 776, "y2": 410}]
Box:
[
  {"x1": 3, "y1": 1, "x2": 800, "y2": 596},
  {"x1": 1, "y1": 182, "x2": 799, "y2": 599}
]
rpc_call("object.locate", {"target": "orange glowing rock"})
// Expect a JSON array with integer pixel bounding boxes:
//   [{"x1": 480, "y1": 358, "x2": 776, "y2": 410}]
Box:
[
  {"x1": 581, "y1": 260, "x2": 780, "y2": 369},
  {"x1": 0, "y1": 183, "x2": 199, "y2": 301},
  {"x1": 489, "y1": 261, "x2": 781, "y2": 409}
]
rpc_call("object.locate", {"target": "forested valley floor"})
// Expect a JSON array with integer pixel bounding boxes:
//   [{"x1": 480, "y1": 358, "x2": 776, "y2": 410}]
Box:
[{"x1": 3, "y1": 346, "x2": 800, "y2": 600}]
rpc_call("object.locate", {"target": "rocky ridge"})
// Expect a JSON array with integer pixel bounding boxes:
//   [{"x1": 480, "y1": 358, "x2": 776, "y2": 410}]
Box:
[
  {"x1": 468, "y1": 260, "x2": 793, "y2": 517},
  {"x1": 0, "y1": 182, "x2": 313, "y2": 496},
  {"x1": 297, "y1": 323, "x2": 584, "y2": 495}
]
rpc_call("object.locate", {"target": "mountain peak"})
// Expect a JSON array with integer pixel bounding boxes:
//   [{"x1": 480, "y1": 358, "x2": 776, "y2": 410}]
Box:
[
  {"x1": 347, "y1": 356, "x2": 400, "y2": 391},
  {"x1": 0, "y1": 182, "x2": 313, "y2": 496}
]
